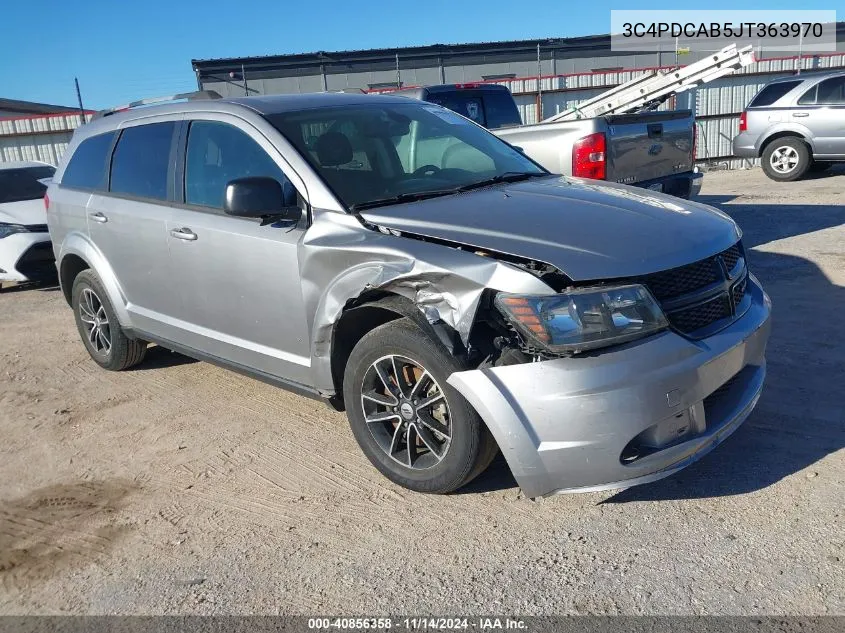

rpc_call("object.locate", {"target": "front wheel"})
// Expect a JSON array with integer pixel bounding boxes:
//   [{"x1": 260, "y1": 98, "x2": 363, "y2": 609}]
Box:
[
  {"x1": 343, "y1": 319, "x2": 497, "y2": 493},
  {"x1": 761, "y1": 138, "x2": 810, "y2": 182}
]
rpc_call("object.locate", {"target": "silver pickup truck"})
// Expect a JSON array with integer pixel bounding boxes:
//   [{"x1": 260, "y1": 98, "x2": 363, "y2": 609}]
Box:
[{"x1": 395, "y1": 84, "x2": 702, "y2": 199}]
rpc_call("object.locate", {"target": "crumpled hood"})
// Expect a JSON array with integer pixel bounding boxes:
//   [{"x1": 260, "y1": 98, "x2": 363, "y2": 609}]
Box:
[
  {"x1": 359, "y1": 176, "x2": 740, "y2": 281},
  {"x1": 0, "y1": 199, "x2": 47, "y2": 226}
]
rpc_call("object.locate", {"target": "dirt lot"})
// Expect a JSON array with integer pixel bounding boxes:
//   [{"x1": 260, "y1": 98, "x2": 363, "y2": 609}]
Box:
[{"x1": 0, "y1": 167, "x2": 843, "y2": 615}]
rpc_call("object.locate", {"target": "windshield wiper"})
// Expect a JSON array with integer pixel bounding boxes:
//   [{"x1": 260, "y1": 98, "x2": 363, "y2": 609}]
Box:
[
  {"x1": 349, "y1": 172, "x2": 547, "y2": 212},
  {"x1": 455, "y1": 171, "x2": 547, "y2": 193},
  {"x1": 349, "y1": 189, "x2": 457, "y2": 211}
]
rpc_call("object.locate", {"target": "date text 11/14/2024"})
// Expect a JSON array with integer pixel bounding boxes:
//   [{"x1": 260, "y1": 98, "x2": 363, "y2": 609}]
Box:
[{"x1": 307, "y1": 618, "x2": 528, "y2": 630}]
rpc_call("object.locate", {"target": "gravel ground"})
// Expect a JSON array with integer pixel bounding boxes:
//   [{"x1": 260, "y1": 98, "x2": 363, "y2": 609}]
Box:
[{"x1": 0, "y1": 167, "x2": 842, "y2": 615}]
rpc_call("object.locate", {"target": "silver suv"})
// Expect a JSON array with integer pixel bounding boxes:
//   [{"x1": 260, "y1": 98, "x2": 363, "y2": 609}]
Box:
[
  {"x1": 47, "y1": 92, "x2": 771, "y2": 497},
  {"x1": 733, "y1": 71, "x2": 845, "y2": 181}
]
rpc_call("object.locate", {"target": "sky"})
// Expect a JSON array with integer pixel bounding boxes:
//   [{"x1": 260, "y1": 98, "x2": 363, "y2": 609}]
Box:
[{"x1": 0, "y1": 0, "x2": 836, "y2": 109}]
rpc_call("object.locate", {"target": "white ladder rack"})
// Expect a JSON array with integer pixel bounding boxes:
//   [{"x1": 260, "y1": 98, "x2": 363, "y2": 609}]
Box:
[{"x1": 544, "y1": 44, "x2": 755, "y2": 122}]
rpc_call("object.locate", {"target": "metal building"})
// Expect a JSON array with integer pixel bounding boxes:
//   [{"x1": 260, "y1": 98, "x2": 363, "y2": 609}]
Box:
[
  {"x1": 192, "y1": 25, "x2": 845, "y2": 168},
  {"x1": 0, "y1": 98, "x2": 80, "y2": 118}
]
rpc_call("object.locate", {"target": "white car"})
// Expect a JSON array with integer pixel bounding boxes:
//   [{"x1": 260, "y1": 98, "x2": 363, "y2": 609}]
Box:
[{"x1": 0, "y1": 161, "x2": 56, "y2": 285}]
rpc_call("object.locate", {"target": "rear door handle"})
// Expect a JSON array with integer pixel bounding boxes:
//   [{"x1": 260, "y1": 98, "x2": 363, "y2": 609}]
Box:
[
  {"x1": 88, "y1": 211, "x2": 108, "y2": 223},
  {"x1": 170, "y1": 227, "x2": 198, "y2": 241},
  {"x1": 792, "y1": 112, "x2": 810, "y2": 117}
]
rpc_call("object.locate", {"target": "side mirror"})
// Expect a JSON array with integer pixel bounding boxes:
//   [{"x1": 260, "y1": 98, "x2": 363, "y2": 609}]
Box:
[{"x1": 223, "y1": 177, "x2": 301, "y2": 224}]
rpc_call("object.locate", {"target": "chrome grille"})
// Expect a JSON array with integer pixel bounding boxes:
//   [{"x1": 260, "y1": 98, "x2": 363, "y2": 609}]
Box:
[{"x1": 634, "y1": 241, "x2": 748, "y2": 337}]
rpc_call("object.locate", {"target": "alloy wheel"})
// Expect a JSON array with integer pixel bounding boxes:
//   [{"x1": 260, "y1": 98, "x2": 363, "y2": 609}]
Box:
[
  {"x1": 78, "y1": 287, "x2": 111, "y2": 356},
  {"x1": 360, "y1": 354, "x2": 452, "y2": 470},
  {"x1": 770, "y1": 145, "x2": 800, "y2": 174}
]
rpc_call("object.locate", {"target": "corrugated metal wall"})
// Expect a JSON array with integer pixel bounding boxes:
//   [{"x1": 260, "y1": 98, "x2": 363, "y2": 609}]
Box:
[{"x1": 0, "y1": 112, "x2": 92, "y2": 166}]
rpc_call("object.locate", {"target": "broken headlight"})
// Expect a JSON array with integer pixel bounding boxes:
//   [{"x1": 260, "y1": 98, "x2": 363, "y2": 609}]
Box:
[{"x1": 495, "y1": 284, "x2": 668, "y2": 353}]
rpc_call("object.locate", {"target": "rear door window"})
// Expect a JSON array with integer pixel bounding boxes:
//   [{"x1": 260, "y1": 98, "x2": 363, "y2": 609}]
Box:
[
  {"x1": 61, "y1": 132, "x2": 116, "y2": 190},
  {"x1": 110, "y1": 123, "x2": 176, "y2": 201},
  {"x1": 749, "y1": 80, "x2": 801, "y2": 107},
  {"x1": 815, "y1": 77, "x2": 845, "y2": 104},
  {"x1": 0, "y1": 165, "x2": 56, "y2": 203}
]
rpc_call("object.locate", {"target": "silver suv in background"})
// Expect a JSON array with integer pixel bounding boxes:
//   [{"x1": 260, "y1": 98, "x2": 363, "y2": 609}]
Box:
[
  {"x1": 47, "y1": 92, "x2": 770, "y2": 498},
  {"x1": 733, "y1": 71, "x2": 845, "y2": 181}
]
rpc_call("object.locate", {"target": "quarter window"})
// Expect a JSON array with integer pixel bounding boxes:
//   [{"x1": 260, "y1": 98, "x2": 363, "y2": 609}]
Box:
[
  {"x1": 797, "y1": 85, "x2": 817, "y2": 105},
  {"x1": 61, "y1": 132, "x2": 116, "y2": 190},
  {"x1": 749, "y1": 81, "x2": 801, "y2": 107},
  {"x1": 185, "y1": 121, "x2": 288, "y2": 209},
  {"x1": 110, "y1": 123, "x2": 175, "y2": 201}
]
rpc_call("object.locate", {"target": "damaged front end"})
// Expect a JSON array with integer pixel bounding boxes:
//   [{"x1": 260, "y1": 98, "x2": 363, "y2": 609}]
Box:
[{"x1": 301, "y1": 209, "x2": 771, "y2": 498}]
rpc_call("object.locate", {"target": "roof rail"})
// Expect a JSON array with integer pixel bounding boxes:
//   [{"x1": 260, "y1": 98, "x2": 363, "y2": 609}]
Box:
[{"x1": 92, "y1": 90, "x2": 223, "y2": 120}]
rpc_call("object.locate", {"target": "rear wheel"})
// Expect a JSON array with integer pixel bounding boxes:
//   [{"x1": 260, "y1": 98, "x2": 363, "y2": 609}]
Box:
[
  {"x1": 761, "y1": 137, "x2": 810, "y2": 182},
  {"x1": 72, "y1": 270, "x2": 147, "y2": 371},
  {"x1": 343, "y1": 319, "x2": 497, "y2": 493}
]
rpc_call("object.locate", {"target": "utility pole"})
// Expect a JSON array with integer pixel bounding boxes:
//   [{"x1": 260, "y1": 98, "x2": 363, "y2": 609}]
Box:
[
  {"x1": 395, "y1": 53, "x2": 401, "y2": 88},
  {"x1": 796, "y1": 31, "x2": 803, "y2": 75},
  {"x1": 537, "y1": 43, "x2": 543, "y2": 121},
  {"x1": 74, "y1": 77, "x2": 86, "y2": 123},
  {"x1": 241, "y1": 63, "x2": 249, "y2": 95}
]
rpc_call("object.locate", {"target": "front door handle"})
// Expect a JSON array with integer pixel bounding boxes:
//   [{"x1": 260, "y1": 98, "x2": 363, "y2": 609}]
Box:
[
  {"x1": 170, "y1": 227, "x2": 198, "y2": 241},
  {"x1": 88, "y1": 211, "x2": 108, "y2": 223},
  {"x1": 792, "y1": 112, "x2": 810, "y2": 117}
]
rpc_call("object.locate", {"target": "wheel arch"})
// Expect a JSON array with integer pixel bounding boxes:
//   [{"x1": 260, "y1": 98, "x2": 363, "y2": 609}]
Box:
[
  {"x1": 56, "y1": 233, "x2": 131, "y2": 326},
  {"x1": 328, "y1": 292, "x2": 464, "y2": 411},
  {"x1": 758, "y1": 130, "x2": 814, "y2": 157}
]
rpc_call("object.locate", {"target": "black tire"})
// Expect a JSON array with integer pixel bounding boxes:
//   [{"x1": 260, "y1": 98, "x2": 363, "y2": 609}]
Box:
[
  {"x1": 761, "y1": 137, "x2": 810, "y2": 182},
  {"x1": 809, "y1": 161, "x2": 833, "y2": 173},
  {"x1": 343, "y1": 318, "x2": 497, "y2": 494},
  {"x1": 71, "y1": 270, "x2": 147, "y2": 371}
]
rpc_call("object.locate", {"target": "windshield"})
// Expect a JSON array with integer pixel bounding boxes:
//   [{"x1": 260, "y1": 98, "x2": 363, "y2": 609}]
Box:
[
  {"x1": 0, "y1": 165, "x2": 55, "y2": 204},
  {"x1": 266, "y1": 102, "x2": 545, "y2": 210}
]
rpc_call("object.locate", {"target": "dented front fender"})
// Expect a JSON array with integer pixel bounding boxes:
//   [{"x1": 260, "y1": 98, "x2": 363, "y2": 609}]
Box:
[{"x1": 299, "y1": 211, "x2": 553, "y2": 395}]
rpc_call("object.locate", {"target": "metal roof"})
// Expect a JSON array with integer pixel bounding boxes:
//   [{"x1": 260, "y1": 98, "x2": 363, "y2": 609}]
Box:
[
  {"x1": 0, "y1": 98, "x2": 79, "y2": 116},
  {"x1": 192, "y1": 33, "x2": 612, "y2": 71},
  {"x1": 191, "y1": 23, "x2": 845, "y2": 73}
]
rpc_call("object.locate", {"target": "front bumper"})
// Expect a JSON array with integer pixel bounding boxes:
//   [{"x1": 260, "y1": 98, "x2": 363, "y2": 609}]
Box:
[
  {"x1": 0, "y1": 232, "x2": 55, "y2": 283},
  {"x1": 448, "y1": 276, "x2": 772, "y2": 498},
  {"x1": 634, "y1": 170, "x2": 703, "y2": 199}
]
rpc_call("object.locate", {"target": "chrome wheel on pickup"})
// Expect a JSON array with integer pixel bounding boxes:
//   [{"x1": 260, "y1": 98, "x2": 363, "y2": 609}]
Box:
[{"x1": 343, "y1": 318, "x2": 497, "y2": 493}]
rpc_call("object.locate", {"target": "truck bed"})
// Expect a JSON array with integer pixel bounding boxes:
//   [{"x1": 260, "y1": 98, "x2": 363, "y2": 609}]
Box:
[{"x1": 495, "y1": 110, "x2": 696, "y2": 188}]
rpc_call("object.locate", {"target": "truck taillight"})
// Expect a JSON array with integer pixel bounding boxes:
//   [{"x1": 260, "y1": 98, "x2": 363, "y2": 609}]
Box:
[
  {"x1": 572, "y1": 132, "x2": 606, "y2": 180},
  {"x1": 44, "y1": 193, "x2": 50, "y2": 211},
  {"x1": 739, "y1": 111, "x2": 748, "y2": 133}
]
